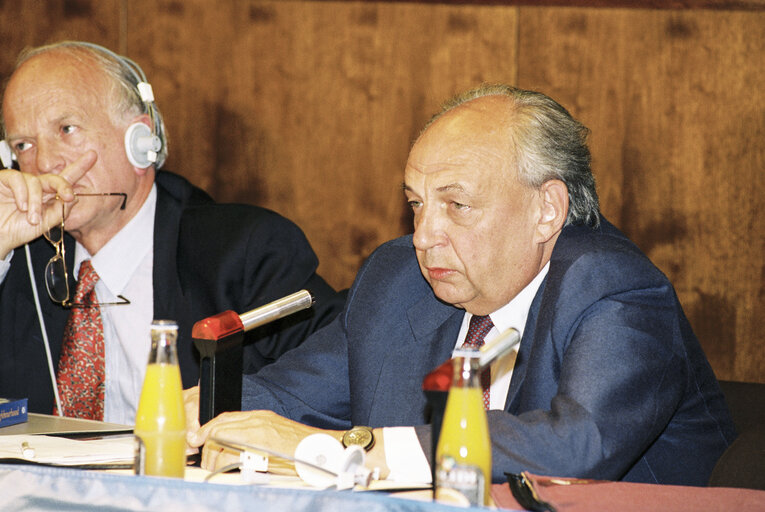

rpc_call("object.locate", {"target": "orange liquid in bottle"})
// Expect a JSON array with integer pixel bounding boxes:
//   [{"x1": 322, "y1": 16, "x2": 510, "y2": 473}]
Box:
[
  {"x1": 435, "y1": 359, "x2": 492, "y2": 506},
  {"x1": 134, "y1": 363, "x2": 186, "y2": 477}
]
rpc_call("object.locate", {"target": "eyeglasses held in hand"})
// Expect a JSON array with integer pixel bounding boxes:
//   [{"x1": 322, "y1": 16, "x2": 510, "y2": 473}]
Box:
[{"x1": 43, "y1": 193, "x2": 131, "y2": 308}]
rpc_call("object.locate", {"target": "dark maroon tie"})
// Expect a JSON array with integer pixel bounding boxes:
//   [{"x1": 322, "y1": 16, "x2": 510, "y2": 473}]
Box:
[
  {"x1": 54, "y1": 260, "x2": 105, "y2": 420},
  {"x1": 461, "y1": 314, "x2": 494, "y2": 410}
]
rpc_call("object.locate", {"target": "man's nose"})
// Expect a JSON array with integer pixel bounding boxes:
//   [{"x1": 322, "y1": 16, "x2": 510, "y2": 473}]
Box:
[
  {"x1": 412, "y1": 206, "x2": 446, "y2": 251},
  {"x1": 35, "y1": 139, "x2": 66, "y2": 175}
]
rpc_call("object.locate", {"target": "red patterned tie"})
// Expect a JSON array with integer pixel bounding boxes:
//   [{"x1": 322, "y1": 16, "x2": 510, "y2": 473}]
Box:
[
  {"x1": 461, "y1": 314, "x2": 494, "y2": 410},
  {"x1": 54, "y1": 260, "x2": 105, "y2": 420}
]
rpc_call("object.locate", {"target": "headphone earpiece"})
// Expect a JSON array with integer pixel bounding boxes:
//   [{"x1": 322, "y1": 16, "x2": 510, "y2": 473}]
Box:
[
  {"x1": 124, "y1": 122, "x2": 161, "y2": 169},
  {"x1": 0, "y1": 140, "x2": 14, "y2": 169},
  {"x1": 123, "y1": 76, "x2": 162, "y2": 168}
]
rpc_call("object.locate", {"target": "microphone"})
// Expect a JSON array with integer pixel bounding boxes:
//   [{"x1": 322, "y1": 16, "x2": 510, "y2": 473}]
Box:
[
  {"x1": 422, "y1": 327, "x2": 521, "y2": 392},
  {"x1": 192, "y1": 289, "x2": 315, "y2": 425},
  {"x1": 479, "y1": 327, "x2": 520, "y2": 368},
  {"x1": 240, "y1": 289, "x2": 314, "y2": 331},
  {"x1": 191, "y1": 289, "x2": 314, "y2": 340}
]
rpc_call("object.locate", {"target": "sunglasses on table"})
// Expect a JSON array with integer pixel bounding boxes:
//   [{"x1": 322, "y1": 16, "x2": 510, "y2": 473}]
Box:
[{"x1": 43, "y1": 192, "x2": 131, "y2": 308}]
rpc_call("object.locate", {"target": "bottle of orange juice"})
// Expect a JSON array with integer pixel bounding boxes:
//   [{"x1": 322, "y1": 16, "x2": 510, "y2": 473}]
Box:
[
  {"x1": 135, "y1": 320, "x2": 186, "y2": 477},
  {"x1": 435, "y1": 350, "x2": 491, "y2": 506}
]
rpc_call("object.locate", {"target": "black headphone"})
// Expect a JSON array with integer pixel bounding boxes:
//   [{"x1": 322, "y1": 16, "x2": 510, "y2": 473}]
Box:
[{"x1": 0, "y1": 41, "x2": 166, "y2": 170}]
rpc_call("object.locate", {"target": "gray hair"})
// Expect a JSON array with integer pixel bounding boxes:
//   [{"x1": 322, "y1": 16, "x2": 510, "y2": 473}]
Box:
[
  {"x1": 423, "y1": 84, "x2": 600, "y2": 228},
  {"x1": 2, "y1": 41, "x2": 168, "y2": 169}
]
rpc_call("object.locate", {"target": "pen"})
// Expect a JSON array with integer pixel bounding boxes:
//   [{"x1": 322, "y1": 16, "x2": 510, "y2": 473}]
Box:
[{"x1": 21, "y1": 441, "x2": 35, "y2": 458}]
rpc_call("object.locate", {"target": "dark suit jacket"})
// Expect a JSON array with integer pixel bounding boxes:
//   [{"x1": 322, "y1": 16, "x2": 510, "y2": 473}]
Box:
[
  {"x1": 0, "y1": 171, "x2": 345, "y2": 413},
  {"x1": 242, "y1": 217, "x2": 735, "y2": 486}
]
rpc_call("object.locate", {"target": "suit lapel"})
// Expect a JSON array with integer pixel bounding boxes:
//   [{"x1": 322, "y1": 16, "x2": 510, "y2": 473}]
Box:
[
  {"x1": 407, "y1": 295, "x2": 463, "y2": 355},
  {"x1": 366, "y1": 295, "x2": 463, "y2": 426},
  {"x1": 407, "y1": 294, "x2": 465, "y2": 377},
  {"x1": 505, "y1": 275, "x2": 547, "y2": 412},
  {"x1": 151, "y1": 184, "x2": 183, "y2": 321}
]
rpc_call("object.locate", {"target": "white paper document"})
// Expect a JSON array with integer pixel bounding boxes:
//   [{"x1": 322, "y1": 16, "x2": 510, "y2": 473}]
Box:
[{"x1": 0, "y1": 434, "x2": 136, "y2": 465}]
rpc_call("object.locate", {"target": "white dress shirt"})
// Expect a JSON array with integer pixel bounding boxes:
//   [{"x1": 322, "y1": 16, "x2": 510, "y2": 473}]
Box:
[
  {"x1": 0, "y1": 187, "x2": 157, "y2": 426},
  {"x1": 73, "y1": 185, "x2": 156, "y2": 426},
  {"x1": 384, "y1": 262, "x2": 551, "y2": 483},
  {"x1": 0, "y1": 252, "x2": 11, "y2": 277}
]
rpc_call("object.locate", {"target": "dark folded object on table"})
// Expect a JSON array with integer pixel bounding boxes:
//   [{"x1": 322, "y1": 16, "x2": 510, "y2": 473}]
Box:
[{"x1": 505, "y1": 472, "x2": 557, "y2": 512}]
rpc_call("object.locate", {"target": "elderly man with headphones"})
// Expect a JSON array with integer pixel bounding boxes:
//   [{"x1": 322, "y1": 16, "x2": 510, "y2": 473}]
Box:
[{"x1": 0, "y1": 41, "x2": 345, "y2": 425}]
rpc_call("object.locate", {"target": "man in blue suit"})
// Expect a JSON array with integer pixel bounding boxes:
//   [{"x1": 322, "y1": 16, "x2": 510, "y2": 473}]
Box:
[{"x1": 190, "y1": 85, "x2": 735, "y2": 486}]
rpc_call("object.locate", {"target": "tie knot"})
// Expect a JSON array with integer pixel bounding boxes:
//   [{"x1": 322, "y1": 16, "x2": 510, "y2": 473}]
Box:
[
  {"x1": 75, "y1": 260, "x2": 100, "y2": 298},
  {"x1": 463, "y1": 314, "x2": 494, "y2": 349}
]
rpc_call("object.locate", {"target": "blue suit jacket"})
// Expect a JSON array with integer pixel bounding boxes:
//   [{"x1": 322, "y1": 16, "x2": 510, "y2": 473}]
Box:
[{"x1": 243, "y1": 217, "x2": 735, "y2": 486}]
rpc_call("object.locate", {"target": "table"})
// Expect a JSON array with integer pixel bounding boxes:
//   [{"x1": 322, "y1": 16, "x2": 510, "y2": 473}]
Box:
[
  {"x1": 3, "y1": 463, "x2": 764, "y2": 512},
  {"x1": 490, "y1": 473, "x2": 765, "y2": 512},
  {"x1": 0, "y1": 463, "x2": 484, "y2": 512}
]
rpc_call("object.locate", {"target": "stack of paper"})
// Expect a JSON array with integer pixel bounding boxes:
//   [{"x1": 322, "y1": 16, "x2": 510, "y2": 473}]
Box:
[{"x1": 0, "y1": 434, "x2": 135, "y2": 466}]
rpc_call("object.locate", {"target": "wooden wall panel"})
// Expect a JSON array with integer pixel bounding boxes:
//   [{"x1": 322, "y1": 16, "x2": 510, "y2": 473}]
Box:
[
  {"x1": 517, "y1": 7, "x2": 765, "y2": 381},
  {"x1": 126, "y1": 0, "x2": 519, "y2": 290},
  {"x1": 0, "y1": 1, "x2": 761, "y2": 382},
  {"x1": 0, "y1": 1, "x2": 121, "y2": 78}
]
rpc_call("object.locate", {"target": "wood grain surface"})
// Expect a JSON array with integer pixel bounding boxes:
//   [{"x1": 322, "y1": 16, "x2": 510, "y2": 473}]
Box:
[{"x1": 0, "y1": 1, "x2": 761, "y2": 382}]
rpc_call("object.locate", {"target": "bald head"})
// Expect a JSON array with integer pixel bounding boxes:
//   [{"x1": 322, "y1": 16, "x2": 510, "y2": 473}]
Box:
[{"x1": 419, "y1": 85, "x2": 599, "y2": 228}]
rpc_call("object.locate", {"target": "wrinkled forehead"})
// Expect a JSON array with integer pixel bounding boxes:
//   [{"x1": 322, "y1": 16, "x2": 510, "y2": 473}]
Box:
[
  {"x1": 419, "y1": 95, "x2": 515, "y2": 143},
  {"x1": 406, "y1": 96, "x2": 518, "y2": 180},
  {"x1": 3, "y1": 51, "x2": 114, "y2": 120}
]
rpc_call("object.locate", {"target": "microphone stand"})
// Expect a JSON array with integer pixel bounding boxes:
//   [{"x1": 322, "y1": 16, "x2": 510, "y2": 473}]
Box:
[{"x1": 192, "y1": 290, "x2": 314, "y2": 425}]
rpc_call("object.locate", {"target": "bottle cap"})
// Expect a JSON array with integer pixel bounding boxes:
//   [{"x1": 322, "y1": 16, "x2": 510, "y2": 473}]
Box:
[
  {"x1": 151, "y1": 319, "x2": 178, "y2": 330},
  {"x1": 452, "y1": 348, "x2": 481, "y2": 359}
]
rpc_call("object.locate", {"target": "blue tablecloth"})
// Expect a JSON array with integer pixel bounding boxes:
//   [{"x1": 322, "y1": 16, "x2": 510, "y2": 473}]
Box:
[{"x1": 0, "y1": 463, "x2": 499, "y2": 512}]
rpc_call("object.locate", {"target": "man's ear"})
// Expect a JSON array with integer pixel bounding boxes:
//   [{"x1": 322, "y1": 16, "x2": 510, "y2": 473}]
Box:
[{"x1": 535, "y1": 179, "x2": 568, "y2": 243}]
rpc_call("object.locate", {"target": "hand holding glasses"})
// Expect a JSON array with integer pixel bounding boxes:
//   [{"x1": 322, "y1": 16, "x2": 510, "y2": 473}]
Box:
[{"x1": 44, "y1": 192, "x2": 131, "y2": 308}]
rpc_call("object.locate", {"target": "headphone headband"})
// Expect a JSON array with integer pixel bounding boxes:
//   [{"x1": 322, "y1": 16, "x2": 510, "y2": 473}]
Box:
[{"x1": 66, "y1": 42, "x2": 166, "y2": 168}]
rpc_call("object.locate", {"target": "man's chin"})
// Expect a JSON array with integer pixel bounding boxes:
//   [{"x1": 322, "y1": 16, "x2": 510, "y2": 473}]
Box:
[{"x1": 430, "y1": 284, "x2": 471, "y2": 309}]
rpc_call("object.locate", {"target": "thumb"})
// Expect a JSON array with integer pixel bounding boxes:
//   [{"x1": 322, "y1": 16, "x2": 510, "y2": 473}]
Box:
[{"x1": 187, "y1": 420, "x2": 209, "y2": 448}]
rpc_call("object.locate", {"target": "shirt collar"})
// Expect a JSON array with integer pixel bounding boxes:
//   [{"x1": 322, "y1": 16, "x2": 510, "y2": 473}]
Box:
[
  {"x1": 74, "y1": 184, "x2": 156, "y2": 296},
  {"x1": 484, "y1": 261, "x2": 550, "y2": 338}
]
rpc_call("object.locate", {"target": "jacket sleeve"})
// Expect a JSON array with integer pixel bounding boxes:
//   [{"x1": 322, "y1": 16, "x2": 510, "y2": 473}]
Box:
[
  {"x1": 486, "y1": 282, "x2": 687, "y2": 482},
  {"x1": 177, "y1": 203, "x2": 346, "y2": 372},
  {"x1": 241, "y1": 309, "x2": 353, "y2": 431}
]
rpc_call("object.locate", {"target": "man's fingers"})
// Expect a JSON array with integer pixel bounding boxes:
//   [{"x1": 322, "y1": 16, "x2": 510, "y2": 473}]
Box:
[
  {"x1": 59, "y1": 150, "x2": 97, "y2": 195},
  {"x1": 201, "y1": 440, "x2": 243, "y2": 471},
  {"x1": 1, "y1": 150, "x2": 95, "y2": 225},
  {"x1": 188, "y1": 414, "x2": 223, "y2": 447},
  {"x1": 201, "y1": 439, "x2": 226, "y2": 470},
  {"x1": 20, "y1": 173, "x2": 44, "y2": 225},
  {"x1": 0, "y1": 170, "x2": 31, "y2": 213},
  {"x1": 183, "y1": 386, "x2": 201, "y2": 446},
  {"x1": 189, "y1": 411, "x2": 256, "y2": 446}
]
